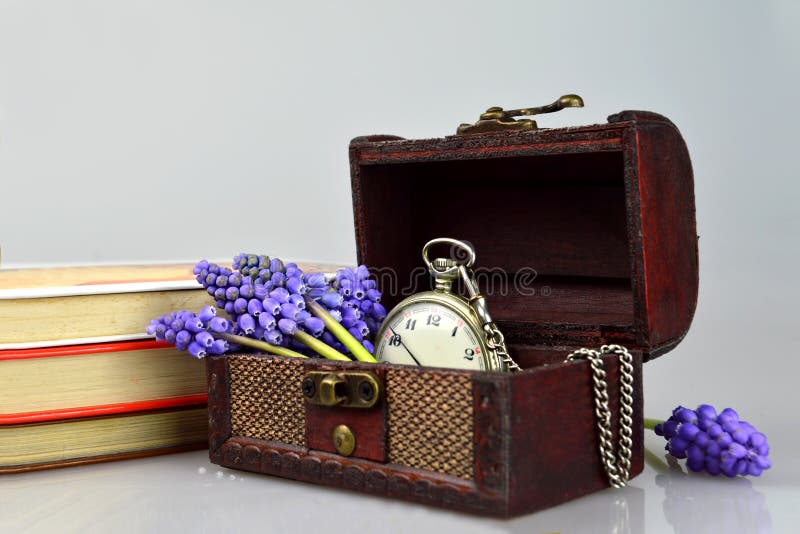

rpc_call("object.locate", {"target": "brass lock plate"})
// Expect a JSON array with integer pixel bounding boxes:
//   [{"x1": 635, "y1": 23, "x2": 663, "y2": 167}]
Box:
[{"x1": 301, "y1": 371, "x2": 381, "y2": 408}]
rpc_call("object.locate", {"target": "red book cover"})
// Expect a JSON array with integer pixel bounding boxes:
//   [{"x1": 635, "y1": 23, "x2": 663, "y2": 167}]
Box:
[{"x1": 0, "y1": 340, "x2": 208, "y2": 425}]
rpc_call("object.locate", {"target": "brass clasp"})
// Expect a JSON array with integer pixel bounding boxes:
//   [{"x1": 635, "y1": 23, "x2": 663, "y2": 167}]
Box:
[
  {"x1": 301, "y1": 371, "x2": 381, "y2": 408},
  {"x1": 456, "y1": 94, "x2": 584, "y2": 135}
]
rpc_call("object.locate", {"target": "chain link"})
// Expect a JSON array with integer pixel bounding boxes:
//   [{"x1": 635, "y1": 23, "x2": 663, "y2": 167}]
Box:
[
  {"x1": 456, "y1": 263, "x2": 522, "y2": 373},
  {"x1": 483, "y1": 323, "x2": 522, "y2": 372},
  {"x1": 565, "y1": 344, "x2": 635, "y2": 488}
]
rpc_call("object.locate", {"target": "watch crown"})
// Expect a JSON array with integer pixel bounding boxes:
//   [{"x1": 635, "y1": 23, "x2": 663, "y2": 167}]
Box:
[
  {"x1": 432, "y1": 258, "x2": 455, "y2": 272},
  {"x1": 430, "y1": 258, "x2": 458, "y2": 292}
]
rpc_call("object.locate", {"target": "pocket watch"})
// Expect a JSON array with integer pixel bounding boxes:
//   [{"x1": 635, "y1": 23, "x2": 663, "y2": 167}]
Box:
[{"x1": 374, "y1": 238, "x2": 521, "y2": 372}]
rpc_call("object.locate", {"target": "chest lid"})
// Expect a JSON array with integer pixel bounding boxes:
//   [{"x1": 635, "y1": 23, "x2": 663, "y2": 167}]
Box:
[{"x1": 349, "y1": 99, "x2": 698, "y2": 361}]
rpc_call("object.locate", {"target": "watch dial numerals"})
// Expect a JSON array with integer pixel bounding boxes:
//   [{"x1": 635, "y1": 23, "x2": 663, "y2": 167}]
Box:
[{"x1": 376, "y1": 300, "x2": 487, "y2": 371}]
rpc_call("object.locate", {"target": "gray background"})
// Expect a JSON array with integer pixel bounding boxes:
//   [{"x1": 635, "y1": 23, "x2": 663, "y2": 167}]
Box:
[{"x1": 1, "y1": 1, "x2": 798, "y2": 532}]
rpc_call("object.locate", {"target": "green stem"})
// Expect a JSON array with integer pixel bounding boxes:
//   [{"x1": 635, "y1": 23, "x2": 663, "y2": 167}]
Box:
[
  {"x1": 304, "y1": 296, "x2": 378, "y2": 363},
  {"x1": 644, "y1": 417, "x2": 664, "y2": 431},
  {"x1": 217, "y1": 332, "x2": 307, "y2": 359},
  {"x1": 644, "y1": 447, "x2": 670, "y2": 473},
  {"x1": 293, "y1": 330, "x2": 351, "y2": 361}
]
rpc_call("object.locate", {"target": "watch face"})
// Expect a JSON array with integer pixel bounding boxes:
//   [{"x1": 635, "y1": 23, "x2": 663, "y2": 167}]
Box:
[{"x1": 374, "y1": 296, "x2": 490, "y2": 370}]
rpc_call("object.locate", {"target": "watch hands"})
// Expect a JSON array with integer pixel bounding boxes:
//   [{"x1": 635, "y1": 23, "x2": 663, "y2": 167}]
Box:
[{"x1": 388, "y1": 326, "x2": 422, "y2": 366}]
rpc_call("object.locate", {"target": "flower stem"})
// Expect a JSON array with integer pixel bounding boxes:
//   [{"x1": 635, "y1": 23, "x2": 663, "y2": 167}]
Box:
[
  {"x1": 644, "y1": 447, "x2": 670, "y2": 473},
  {"x1": 293, "y1": 330, "x2": 351, "y2": 362},
  {"x1": 304, "y1": 296, "x2": 378, "y2": 363},
  {"x1": 644, "y1": 418, "x2": 664, "y2": 431},
  {"x1": 217, "y1": 332, "x2": 307, "y2": 359}
]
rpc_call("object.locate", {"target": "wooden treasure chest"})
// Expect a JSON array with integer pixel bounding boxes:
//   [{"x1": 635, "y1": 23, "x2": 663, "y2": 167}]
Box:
[{"x1": 205, "y1": 98, "x2": 698, "y2": 517}]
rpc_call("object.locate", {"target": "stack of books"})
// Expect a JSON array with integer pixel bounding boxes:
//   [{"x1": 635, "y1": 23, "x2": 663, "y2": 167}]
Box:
[{"x1": 0, "y1": 264, "x2": 212, "y2": 473}]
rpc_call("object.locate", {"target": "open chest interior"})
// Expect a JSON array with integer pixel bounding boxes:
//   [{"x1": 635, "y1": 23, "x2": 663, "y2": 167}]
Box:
[{"x1": 354, "y1": 145, "x2": 637, "y2": 367}]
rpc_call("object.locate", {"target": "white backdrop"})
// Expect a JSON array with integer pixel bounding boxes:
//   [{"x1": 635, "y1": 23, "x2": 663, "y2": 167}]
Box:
[{"x1": 1, "y1": 2, "x2": 798, "y2": 531}]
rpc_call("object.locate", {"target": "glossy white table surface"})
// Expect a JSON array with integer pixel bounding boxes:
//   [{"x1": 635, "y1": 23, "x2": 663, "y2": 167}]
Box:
[{"x1": 1, "y1": 428, "x2": 795, "y2": 534}]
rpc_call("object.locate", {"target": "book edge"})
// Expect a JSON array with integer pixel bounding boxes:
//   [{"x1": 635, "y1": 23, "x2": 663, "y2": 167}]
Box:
[
  {"x1": 0, "y1": 280, "x2": 201, "y2": 300},
  {"x1": 0, "y1": 333, "x2": 156, "y2": 351},
  {"x1": 0, "y1": 440, "x2": 208, "y2": 474},
  {"x1": 0, "y1": 395, "x2": 208, "y2": 425},
  {"x1": 0, "y1": 338, "x2": 168, "y2": 360}
]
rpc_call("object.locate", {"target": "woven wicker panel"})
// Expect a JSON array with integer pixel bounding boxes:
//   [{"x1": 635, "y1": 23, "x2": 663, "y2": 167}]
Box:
[
  {"x1": 386, "y1": 369, "x2": 474, "y2": 479},
  {"x1": 229, "y1": 355, "x2": 306, "y2": 447}
]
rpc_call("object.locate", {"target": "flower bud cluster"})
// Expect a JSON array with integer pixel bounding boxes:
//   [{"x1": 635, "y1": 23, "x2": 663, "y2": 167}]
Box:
[
  {"x1": 188, "y1": 255, "x2": 385, "y2": 357},
  {"x1": 655, "y1": 405, "x2": 771, "y2": 477},
  {"x1": 146, "y1": 305, "x2": 234, "y2": 359},
  {"x1": 329, "y1": 266, "x2": 387, "y2": 354}
]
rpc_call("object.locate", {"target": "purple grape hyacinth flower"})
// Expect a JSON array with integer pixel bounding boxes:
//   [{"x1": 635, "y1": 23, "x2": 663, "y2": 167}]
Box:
[
  {"x1": 206, "y1": 317, "x2": 227, "y2": 333},
  {"x1": 237, "y1": 314, "x2": 256, "y2": 335},
  {"x1": 148, "y1": 307, "x2": 238, "y2": 359},
  {"x1": 173, "y1": 255, "x2": 387, "y2": 359},
  {"x1": 320, "y1": 291, "x2": 343, "y2": 309},
  {"x1": 305, "y1": 272, "x2": 327, "y2": 289},
  {"x1": 278, "y1": 318, "x2": 297, "y2": 336},
  {"x1": 651, "y1": 404, "x2": 771, "y2": 478},
  {"x1": 303, "y1": 316, "x2": 325, "y2": 337}
]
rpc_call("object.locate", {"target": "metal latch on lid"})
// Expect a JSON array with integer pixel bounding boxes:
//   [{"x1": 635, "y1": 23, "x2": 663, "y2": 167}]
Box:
[{"x1": 456, "y1": 93, "x2": 584, "y2": 135}]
